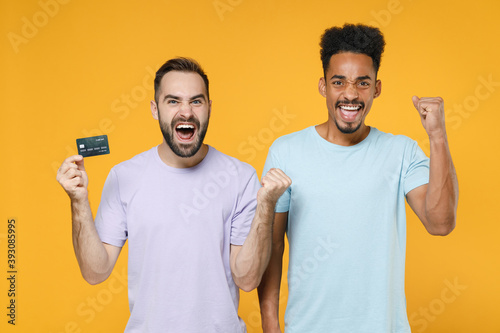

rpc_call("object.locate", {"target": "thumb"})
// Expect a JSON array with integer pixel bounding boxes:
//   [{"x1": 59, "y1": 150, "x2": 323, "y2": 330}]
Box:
[
  {"x1": 412, "y1": 95, "x2": 420, "y2": 110},
  {"x1": 75, "y1": 156, "x2": 86, "y2": 172}
]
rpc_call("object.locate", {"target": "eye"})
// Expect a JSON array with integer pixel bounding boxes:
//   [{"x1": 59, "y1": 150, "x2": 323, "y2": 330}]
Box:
[
  {"x1": 359, "y1": 81, "x2": 370, "y2": 87},
  {"x1": 167, "y1": 100, "x2": 178, "y2": 104},
  {"x1": 191, "y1": 99, "x2": 202, "y2": 105},
  {"x1": 332, "y1": 81, "x2": 343, "y2": 86}
]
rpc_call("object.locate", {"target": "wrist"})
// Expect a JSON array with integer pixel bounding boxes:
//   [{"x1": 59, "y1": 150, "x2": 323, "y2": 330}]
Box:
[
  {"x1": 261, "y1": 307, "x2": 280, "y2": 328},
  {"x1": 257, "y1": 196, "x2": 277, "y2": 211},
  {"x1": 262, "y1": 319, "x2": 280, "y2": 332},
  {"x1": 427, "y1": 129, "x2": 448, "y2": 143},
  {"x1": 71, "y1": 195, "x2": 89, "y2": 209}
]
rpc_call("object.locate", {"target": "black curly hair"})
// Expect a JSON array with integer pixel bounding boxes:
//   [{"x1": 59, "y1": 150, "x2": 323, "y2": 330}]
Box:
[{"x1": 320, "y1": 23, "x2": 385, "y2": 78}]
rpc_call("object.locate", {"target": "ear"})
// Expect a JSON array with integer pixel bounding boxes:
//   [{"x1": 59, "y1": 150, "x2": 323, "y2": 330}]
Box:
[
  {"x1": 208, "y1": 100, "x2": 212, "y2": 117},
  {"x1": 318, "y1": 77, "x2": 327, "y2": 97},
  {"x1": 150, "y1": 100, "x2": 159, "y2": 120},
  {"x1": 374, "y1": 79, "x2": 382, "y2": 99}
]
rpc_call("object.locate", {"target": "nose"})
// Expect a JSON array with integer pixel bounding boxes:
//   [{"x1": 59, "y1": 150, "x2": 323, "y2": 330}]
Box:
[
  {"x1": 344, "y1": 82, "x2": 359, "y2": 100},
  {"x1": 178, "y1": 101, "x2": 193, "y2": 119}
]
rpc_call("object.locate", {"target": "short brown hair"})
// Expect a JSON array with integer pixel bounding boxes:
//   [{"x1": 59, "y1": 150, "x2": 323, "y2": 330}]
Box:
[{"x1": 154, "y1": 57, "x2": 210, "y2": 103}]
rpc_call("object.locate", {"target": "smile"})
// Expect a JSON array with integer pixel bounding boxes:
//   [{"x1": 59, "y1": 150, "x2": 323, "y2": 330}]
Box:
[
  {"x1": 339, "y1": 105, "x2": 361, "y2": 111},
  {"x1": 338, "y1": 104, "x2": 362, "y2": 122}
]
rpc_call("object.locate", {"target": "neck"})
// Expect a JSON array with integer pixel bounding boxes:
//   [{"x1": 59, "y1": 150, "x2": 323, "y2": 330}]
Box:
[
  {"x1": 157, "y1": 141, "x2": 209, "y2": 168},
  {"x1": 316, "y1": 119, "x2": 370, "y2": 146}
]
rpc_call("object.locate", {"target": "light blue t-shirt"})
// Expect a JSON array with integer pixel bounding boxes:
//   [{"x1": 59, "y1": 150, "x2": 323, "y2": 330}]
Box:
[
  {"x1": 95, "y1": 146, "x2": 260, "y2": 333},
  {"x1": 263, "y1": 126, "x2": 429, "y2": 333}
]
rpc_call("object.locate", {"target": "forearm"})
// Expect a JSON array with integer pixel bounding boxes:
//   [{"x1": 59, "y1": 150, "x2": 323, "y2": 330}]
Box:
[
  {"x1": 232, "y1": 200, "x2": 275, "y2": 292},
  {"x1": 258, "y1": 241, "x2": 284, "y2": 332},
  {"x1": 71, "y1": 199, "x2": 112, "y2": 284},
  {"x1": 426, "y1": 134, "x2": 458, "y2": 233}
]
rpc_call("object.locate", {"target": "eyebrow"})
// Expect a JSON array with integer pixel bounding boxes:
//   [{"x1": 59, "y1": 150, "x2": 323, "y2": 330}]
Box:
[
  {"x1": 163, "y1": 94, "x2": 207, "y2": 102},
  {"x1": 329, "y1": 75, "x2": 372, "y2": 81}
]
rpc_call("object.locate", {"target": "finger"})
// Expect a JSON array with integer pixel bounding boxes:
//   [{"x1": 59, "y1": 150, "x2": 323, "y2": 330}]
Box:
[
  {"x1": 78, "y1": 174, "x2": 86, "y2": 187},
  {"x1": 418, "y1": 96, "x2": 443, "y2": 102},
  {"x1": 262, "y1": 172, "x2": 281, "y2": 185},
  {"x1": 67, "y1": 177, "x2": 83, "y2": 188},
  {"x1": 420, "y1": 101, "x2": 439, "y2": 114},
  {"x1": 264, "y1": 168, "x2": 289, "y2": 182},
  {"x1": 75, "y1": 156, "x2": 86, "y2": 172},
  {"x1": 265, "y1": 168, "x2": 287, "y2": 178},
  {"x1": 271, "y1": 168, "x2": 292, "y2": 184},
  {"x1": 262, "y1": 172, "x2": 291, "y2": 189},
  {"x1": 412, "y1": 96, "x2": 420, "y2": 110},
  {"x1": 66, "y1": 168, "x2": 83, "y2": 180},
  {"x1": 63, "y1": 162, "x2": 79, "y2": 173},
  {"x1": 57, "y1": 164, "x2": 78, "y2": 183},
  {"x1": 417, "y1": 97, "x2": 443, "y2": 108},
  {"x1": 58, "y1": 155, "x2": 83, "y2": 175},
  {"x1": 64, "y1": 155, "x2": 84, "y2": 164},
  {"x1": 265, "y1": 169, "x2": 292, "y2": 188},
  {"x1": 263, "y1": 168, "x2": 280, "y2": 180}
]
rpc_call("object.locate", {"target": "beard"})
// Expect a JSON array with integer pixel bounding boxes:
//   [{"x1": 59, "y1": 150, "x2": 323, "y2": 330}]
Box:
[
  {"x1": 334, "y1": 118, "x2": 363, "y2": 134},
  {"x1": 334, "y1": 99, "x2": 365, "y2": 134},
  {"x1": 159, "y1": 114, "x2": 209, "y2": 158}
]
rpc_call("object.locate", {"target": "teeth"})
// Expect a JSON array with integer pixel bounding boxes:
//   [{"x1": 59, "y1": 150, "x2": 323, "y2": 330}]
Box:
[
  {"x1": 340, "y1": 105, "x2": 361, "y2": 111},
  {"x1": 176, "y1": 124, "x2": 195, "y2": 129}
]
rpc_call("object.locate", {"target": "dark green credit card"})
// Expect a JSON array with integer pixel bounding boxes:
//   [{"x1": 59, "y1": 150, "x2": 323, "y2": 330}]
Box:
[{"x1": 76, "y1": 135, "x2": 110, "y2": 157}]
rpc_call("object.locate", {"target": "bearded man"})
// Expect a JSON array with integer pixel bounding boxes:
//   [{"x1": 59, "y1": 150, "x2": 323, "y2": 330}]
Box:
[{"x1": 57, "y1": 57, "x2": 291, "y2": 333}]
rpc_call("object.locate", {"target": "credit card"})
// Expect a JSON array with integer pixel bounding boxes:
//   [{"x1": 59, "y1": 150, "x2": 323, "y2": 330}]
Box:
[{"x1": 76, "y1": 135, "x2": 110, "y2": 157}]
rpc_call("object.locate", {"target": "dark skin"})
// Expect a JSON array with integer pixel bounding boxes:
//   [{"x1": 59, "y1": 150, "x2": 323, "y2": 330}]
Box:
[{"x1": 258, "y1": 51, "x2": 458, "y2": 332}]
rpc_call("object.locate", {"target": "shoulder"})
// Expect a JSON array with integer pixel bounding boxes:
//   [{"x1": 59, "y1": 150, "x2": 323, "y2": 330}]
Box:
[
  {"x1": 370, "y1": 128, "x2": 419, "y2": 148},
  {"x1": 272, "y1": 126, "x2": 313, "y2": 146},
  {"x1": 208, "y1": 146, "x2": 257, "y2": 179},
  {"x1": 269, "y1": 126, "x2": 314, "y2": 153},
  {"x1": 111, "y1": 147, "x2": 156, "y2": 177},
  {"x1": 208, "y1": 147, "x2": 260, "y2": 195},
  {"x1": 263, "y1": 127, "x2": 315, "y2": 168},
  {"x1": 369, "y1": 128, "x2": 426, "y2": 159}
]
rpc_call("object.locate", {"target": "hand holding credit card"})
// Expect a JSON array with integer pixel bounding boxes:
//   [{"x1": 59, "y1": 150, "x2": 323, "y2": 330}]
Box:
[{"x1": 76, "y1": 135, "x2": 110, "y2": 157}]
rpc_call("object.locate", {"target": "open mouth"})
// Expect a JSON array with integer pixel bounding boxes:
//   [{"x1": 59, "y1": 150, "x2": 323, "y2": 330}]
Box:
[
  {"x1": 175, "y1": 123, "x2": 197, "y2": 142},
  {"x1": 337, "y1": 103, "x2": 363, "y2": 122}
]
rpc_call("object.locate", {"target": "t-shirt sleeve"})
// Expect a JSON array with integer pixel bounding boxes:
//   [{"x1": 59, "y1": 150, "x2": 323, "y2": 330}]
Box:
[
  {"x1": 262, "y1": 147, "x2": 290, "y2": 213},
  {"x1": 230, "y1": 170, "x2": 260, "y2": 245},
  {"x1": 404, "y1": 140, "x2": 430, "y2": 196},
  {"x1": 95, "y1": 168, "x2": 128, "y2": 247}
]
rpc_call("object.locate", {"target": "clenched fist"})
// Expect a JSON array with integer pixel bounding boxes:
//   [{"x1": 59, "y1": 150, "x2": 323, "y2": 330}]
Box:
[
  {"x1": 412, "y1": 96, "x2": 447, "y2": 139},
  {"x1": 56, "y1": 155, "x2": 89, "y2": 201},
  {"x1": 258, "y1": 168, "x2": 292, "y2": 205}
]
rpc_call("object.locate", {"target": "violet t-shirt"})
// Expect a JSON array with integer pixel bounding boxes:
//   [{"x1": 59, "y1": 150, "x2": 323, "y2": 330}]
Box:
[{"x1": 95, "y1": 146, "x2": 260, "y2": 333}]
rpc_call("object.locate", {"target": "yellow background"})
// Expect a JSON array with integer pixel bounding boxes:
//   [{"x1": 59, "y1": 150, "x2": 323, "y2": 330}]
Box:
[{"x1": 1, "y1": 0, "x2": 499, "y2": 332}]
